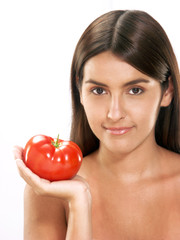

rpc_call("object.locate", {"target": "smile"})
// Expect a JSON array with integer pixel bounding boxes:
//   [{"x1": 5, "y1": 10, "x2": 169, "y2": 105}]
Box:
[{"x1": 104, "y1": 127, "x2": 133, "y2": 135}]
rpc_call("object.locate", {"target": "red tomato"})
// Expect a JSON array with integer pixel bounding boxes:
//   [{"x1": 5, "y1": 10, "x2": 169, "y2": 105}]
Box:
[{"x1": 23, "y1": 134, "x2": 83, "y2": 181}]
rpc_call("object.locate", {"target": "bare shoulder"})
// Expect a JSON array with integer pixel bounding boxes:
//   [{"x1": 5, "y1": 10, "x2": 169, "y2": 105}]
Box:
[
  {"x1": 160, "y1": 148, "x2": 180, "y2": 183},
  {"x1": 77, "y1": 150, "x2": 99, "y2": 178},
  {"x1": 162, "y1": 148, "x2": 180, "y2": 167},
  {"x1": 24, "y1": 184, "x2": 67, "y2": 240},
  {"x1": 167, "y1": 149, "x2": 180, "y2": 160}
]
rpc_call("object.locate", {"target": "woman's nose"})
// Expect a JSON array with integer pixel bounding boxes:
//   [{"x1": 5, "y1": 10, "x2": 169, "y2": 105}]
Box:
[{"x1": 107, "y1": 95, "x2": 126, "y2": 121}]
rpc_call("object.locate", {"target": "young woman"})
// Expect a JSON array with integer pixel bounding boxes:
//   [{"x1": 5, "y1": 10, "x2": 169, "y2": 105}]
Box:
[{"x1": 14, "y1": 10, "x2": 180, "y2": 240}]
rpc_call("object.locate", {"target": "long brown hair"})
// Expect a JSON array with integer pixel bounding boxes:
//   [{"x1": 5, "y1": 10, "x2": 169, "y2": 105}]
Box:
[{"x1": 70, "y1": 10, "x2": 180, "y2": 156}]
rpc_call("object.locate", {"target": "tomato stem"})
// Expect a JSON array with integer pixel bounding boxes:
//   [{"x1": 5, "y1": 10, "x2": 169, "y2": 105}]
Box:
[{"x1": 51, "y1": 134, "x2": 60, "y2": 148}]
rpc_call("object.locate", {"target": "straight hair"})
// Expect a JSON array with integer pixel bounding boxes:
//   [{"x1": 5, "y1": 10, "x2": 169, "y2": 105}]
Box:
[{"x1": 70, "y1": 10, "x2": 180, "y2": 156}]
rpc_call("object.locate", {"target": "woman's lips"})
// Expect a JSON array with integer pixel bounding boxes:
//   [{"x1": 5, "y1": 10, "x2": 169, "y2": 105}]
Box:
[{"x1": 104, "y1": 126, "x2": 133, "y2": 135}]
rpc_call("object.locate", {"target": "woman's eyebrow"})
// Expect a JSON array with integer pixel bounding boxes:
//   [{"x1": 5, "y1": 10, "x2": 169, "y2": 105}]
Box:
[
  {"x1": 123, "y1": 78, "x2": 150, "y2": 87},
  {"x1": 85, "y1": 78, "x2": 150, "y2": 87},
  {"x1": 85, "y1": 79, "x2": 108, "y2": 87}
]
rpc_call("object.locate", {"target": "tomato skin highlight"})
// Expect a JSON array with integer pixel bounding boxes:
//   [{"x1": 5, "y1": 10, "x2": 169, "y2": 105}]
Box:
[{"x1": 23, "y1": 135, "x2": 83, "y2": 181}]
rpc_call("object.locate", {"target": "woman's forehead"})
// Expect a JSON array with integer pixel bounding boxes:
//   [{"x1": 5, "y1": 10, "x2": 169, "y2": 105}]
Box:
[{"x1": 83, "y1": 51, "x2": 156, "y2": 84}]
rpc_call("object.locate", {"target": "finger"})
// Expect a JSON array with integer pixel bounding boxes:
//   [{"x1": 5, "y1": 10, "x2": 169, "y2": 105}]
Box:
[
  {"x1": 16, "y1": 159, "x2": 50, "y2": 194},
  {"x1": 16, "y1": 159, "x2": 40, "y2": 185},
  {"x1": 13, "y1": 146, "x2": 23, "y2": 160},
  {"x1": 16, "y1": 159, "x2": 34, "y2": 183}
]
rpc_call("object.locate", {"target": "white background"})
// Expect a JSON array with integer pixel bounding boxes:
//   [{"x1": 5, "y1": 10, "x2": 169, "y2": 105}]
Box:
[{"x1": 0, "y1": 0, "x2": 179, "y2": 239}]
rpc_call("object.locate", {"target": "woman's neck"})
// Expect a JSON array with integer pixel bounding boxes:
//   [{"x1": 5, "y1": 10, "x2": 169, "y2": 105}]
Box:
[{"x1": 96, "y1": 139, "x2": 163, "y2": 184}]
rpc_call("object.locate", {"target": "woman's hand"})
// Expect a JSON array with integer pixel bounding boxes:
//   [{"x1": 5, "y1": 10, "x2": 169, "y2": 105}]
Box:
[
  {"x1": 13, "y1": 146, "x2": 92, "y2": 240},
  {"x1": 13, "y1": 146, "x2": 91, "y2": 201}
]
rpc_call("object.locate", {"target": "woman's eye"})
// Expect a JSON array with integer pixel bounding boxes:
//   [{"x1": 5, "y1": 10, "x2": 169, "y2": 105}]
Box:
[
  {"x1": 92, "y1": 87, "x2": 106, "y2": 95},
  {"x1": 129, "y1": 88, "x2": 143, "y2": 95}
]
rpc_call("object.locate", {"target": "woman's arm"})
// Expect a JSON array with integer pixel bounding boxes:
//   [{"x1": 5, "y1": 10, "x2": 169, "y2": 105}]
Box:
[
  {"x1": 66, "y1": 184, "x2": 92, "y2": 239},
  {"x1": 24, "y1": 184, "x2": 67, "y2": 240},
  {"x1": 14, "y1": 146, "x2": 92, "y2": 240}
]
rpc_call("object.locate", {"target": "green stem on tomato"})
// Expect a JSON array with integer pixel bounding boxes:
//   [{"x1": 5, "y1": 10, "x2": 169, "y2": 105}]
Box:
[{"x1": 51, "y1": 134, "x2": 60, "y2": 148}]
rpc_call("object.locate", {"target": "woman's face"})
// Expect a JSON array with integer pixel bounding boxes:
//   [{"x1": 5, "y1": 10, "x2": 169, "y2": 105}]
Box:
[{"x1": 80, "y1": 51, "x2": 171, "y2": 154}]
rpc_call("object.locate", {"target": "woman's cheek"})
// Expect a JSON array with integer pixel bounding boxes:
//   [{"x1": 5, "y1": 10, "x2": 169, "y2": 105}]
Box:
[
  {"x1": 83, "y1": 100, "x2": 105, "y2": 133},
  {"x1": 131, "y1": 100, "x2": 160, "y2": 131}
]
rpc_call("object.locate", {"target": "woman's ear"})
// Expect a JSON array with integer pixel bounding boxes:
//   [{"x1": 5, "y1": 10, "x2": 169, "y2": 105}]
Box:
[{"x1": 160, "y1": 77, "x2": 174, "y2": 107}]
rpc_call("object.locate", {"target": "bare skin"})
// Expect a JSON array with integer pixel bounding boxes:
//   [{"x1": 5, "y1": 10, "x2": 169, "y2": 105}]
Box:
[
  {"x1": 14, "y1": 147, "x2": 92, "y2": 240},
  {"x1": 78, "y1": 147, "x2": 180, "y2": 240},
  {"x1": 14, "y1": 145, "x2": 180, "y2": 240},
  {"x1": 77, "y1": 51, "x2": 180, "y2": 239},
  {"x1": 14, "y1": 51, "x2": 179, "y2": 239}
]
